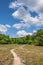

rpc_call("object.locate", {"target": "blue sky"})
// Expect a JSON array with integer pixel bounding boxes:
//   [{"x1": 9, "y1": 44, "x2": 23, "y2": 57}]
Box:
[{"x1": 0, "y1": 0, "x2": 43, "y2": 37}]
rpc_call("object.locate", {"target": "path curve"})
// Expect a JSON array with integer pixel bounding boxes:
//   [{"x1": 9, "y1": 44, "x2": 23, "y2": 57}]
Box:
[{"x1": 10, "y1": 49, "x2": 24, "y2": 65}]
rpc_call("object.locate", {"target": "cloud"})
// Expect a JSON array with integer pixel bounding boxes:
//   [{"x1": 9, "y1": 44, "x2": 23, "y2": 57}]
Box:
[
  {"x1": 33, "y1": 30, "x2": 37, "y2": 33},
  {"x1": 17, "y1": 0, "x2": 43, "y2": 14},
  {"x1": 12, "y1": 6, "x2": 43, "y2": 27},
  {"x1": 13, "y1": 23, "x2": 22, "y2": 29},
  {"x1": 5, "y1": 24, "x2": 11, "y2": 28},
  {"x1": 9, "y1": 0, "x2": 43, "y2": 37},
  {"x1": 9, "y1": 0, "x2": 43, "y2": 30},
  {"x1": 13, "y1": 22, "x2": 30, "y2": 29},
  {"x1": 17, "y1": 30, "x2": 32, "y2": 37},
  {"x1": 12, "y1": 7, "x2": 28, "y2": 19},
  {"x1": 0, "y1": 24, "x2": 11, "y2": 34},
  {"x1": 9, "y1": 1, "x2": 24, "y2": 9},
  {"x1": 0, "y1": 24, "x2": 7, "y2": 34}
]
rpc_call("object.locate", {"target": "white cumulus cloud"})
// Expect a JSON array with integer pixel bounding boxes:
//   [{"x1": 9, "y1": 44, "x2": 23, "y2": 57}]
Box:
[
  {"x1": 17, "y1": 30, "x2": 32, "y2": 37},
  {"x1": 9, "y1": 1, "x2": 24, "y2": 9},
  {"x1": 9, "y1": 0, "x2": 43, "y2": 37},
  {"x1": 9, "y1": 0, "x2": 43, "y2": 27},
  {"x1": 13, "y1": 23, "x2": 30, "y2": 29},
  {"x1": 5, "y1": 24, "x2": 11, "y2": 28},
  {"x1": 13, "y1": 23, "x2": 22, "y2": 29},
  {"x1": 0, "y1": 24, "x2": 11, "y2": 34}
]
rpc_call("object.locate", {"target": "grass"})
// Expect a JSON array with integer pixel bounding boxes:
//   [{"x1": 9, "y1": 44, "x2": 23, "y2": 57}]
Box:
[
  {"x1": 0, "y1": 44, "x2": 43, "y2": 65},
  {"x1": 14, "y1": 44, "x2": 43, "y2": 65},
  {"x1": 0, "y1": 44, "x2": 19, "y2": 65}
]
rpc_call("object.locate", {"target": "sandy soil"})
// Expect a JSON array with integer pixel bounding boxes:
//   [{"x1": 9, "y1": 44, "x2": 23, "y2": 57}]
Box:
[{"x1": 10, "y1": 49, "x2": 24, "y2": 65}]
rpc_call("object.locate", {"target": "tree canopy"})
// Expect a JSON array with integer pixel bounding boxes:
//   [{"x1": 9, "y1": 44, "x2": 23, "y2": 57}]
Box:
[{"x1": 0, "y1": 29, "x2": 43, "y2": 46}]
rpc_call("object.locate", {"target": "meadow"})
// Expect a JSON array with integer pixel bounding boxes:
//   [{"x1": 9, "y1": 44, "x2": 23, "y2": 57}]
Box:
[
  {"x1": 0, "y1": 44, "x2": 43, "y2": 65},
  {"x1": 14, "y1": 44, "x2": 43, "y2": 65},
  {"x1": 0, "y1": 44, "x2": 19, "y2": 65}
]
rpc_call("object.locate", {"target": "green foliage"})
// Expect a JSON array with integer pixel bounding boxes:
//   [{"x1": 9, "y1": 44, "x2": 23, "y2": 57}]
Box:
[
  {"x1": 0, "y1": 29, "x2": 43, "y2": 46},
  {"x1": 34, "y1": 29, "x2": 43, "y2": 46}
]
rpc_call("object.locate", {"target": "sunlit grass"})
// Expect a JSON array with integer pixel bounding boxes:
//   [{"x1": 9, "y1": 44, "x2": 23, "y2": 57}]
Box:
[
  {"x1": 0, "y1": 44, "x2": 19, "y2": 65},
  {"x1": 0, "y1": 44, "x2": 43, "y2": 65},
  {"x1": 14, "y1": 44, "x2": 43, "y2": 65}
]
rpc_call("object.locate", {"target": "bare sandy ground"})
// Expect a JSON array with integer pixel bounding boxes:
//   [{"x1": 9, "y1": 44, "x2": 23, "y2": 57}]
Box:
[{"x1": 10, "y1": 49, "x2": 24, "y2": 65}]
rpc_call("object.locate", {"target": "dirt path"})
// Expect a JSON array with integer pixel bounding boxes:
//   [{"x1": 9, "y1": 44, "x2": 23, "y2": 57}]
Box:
[{"x1": 10, "y1": 49, "x2": 24, "y2": 65}]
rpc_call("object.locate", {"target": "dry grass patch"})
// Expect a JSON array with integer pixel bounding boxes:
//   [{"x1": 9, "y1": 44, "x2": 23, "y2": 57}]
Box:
[
  {"x1": 14, "y1": 44, "x2": 43, "y2": 65},
  {"x1": 0, "y1": 44, "x2": 19, "y2": 65}
]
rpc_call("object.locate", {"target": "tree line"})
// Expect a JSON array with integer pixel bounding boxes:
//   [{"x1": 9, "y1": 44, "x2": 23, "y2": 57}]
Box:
[{"x1": 0, "y1": 29, "x2": 43, "y2": 46}]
